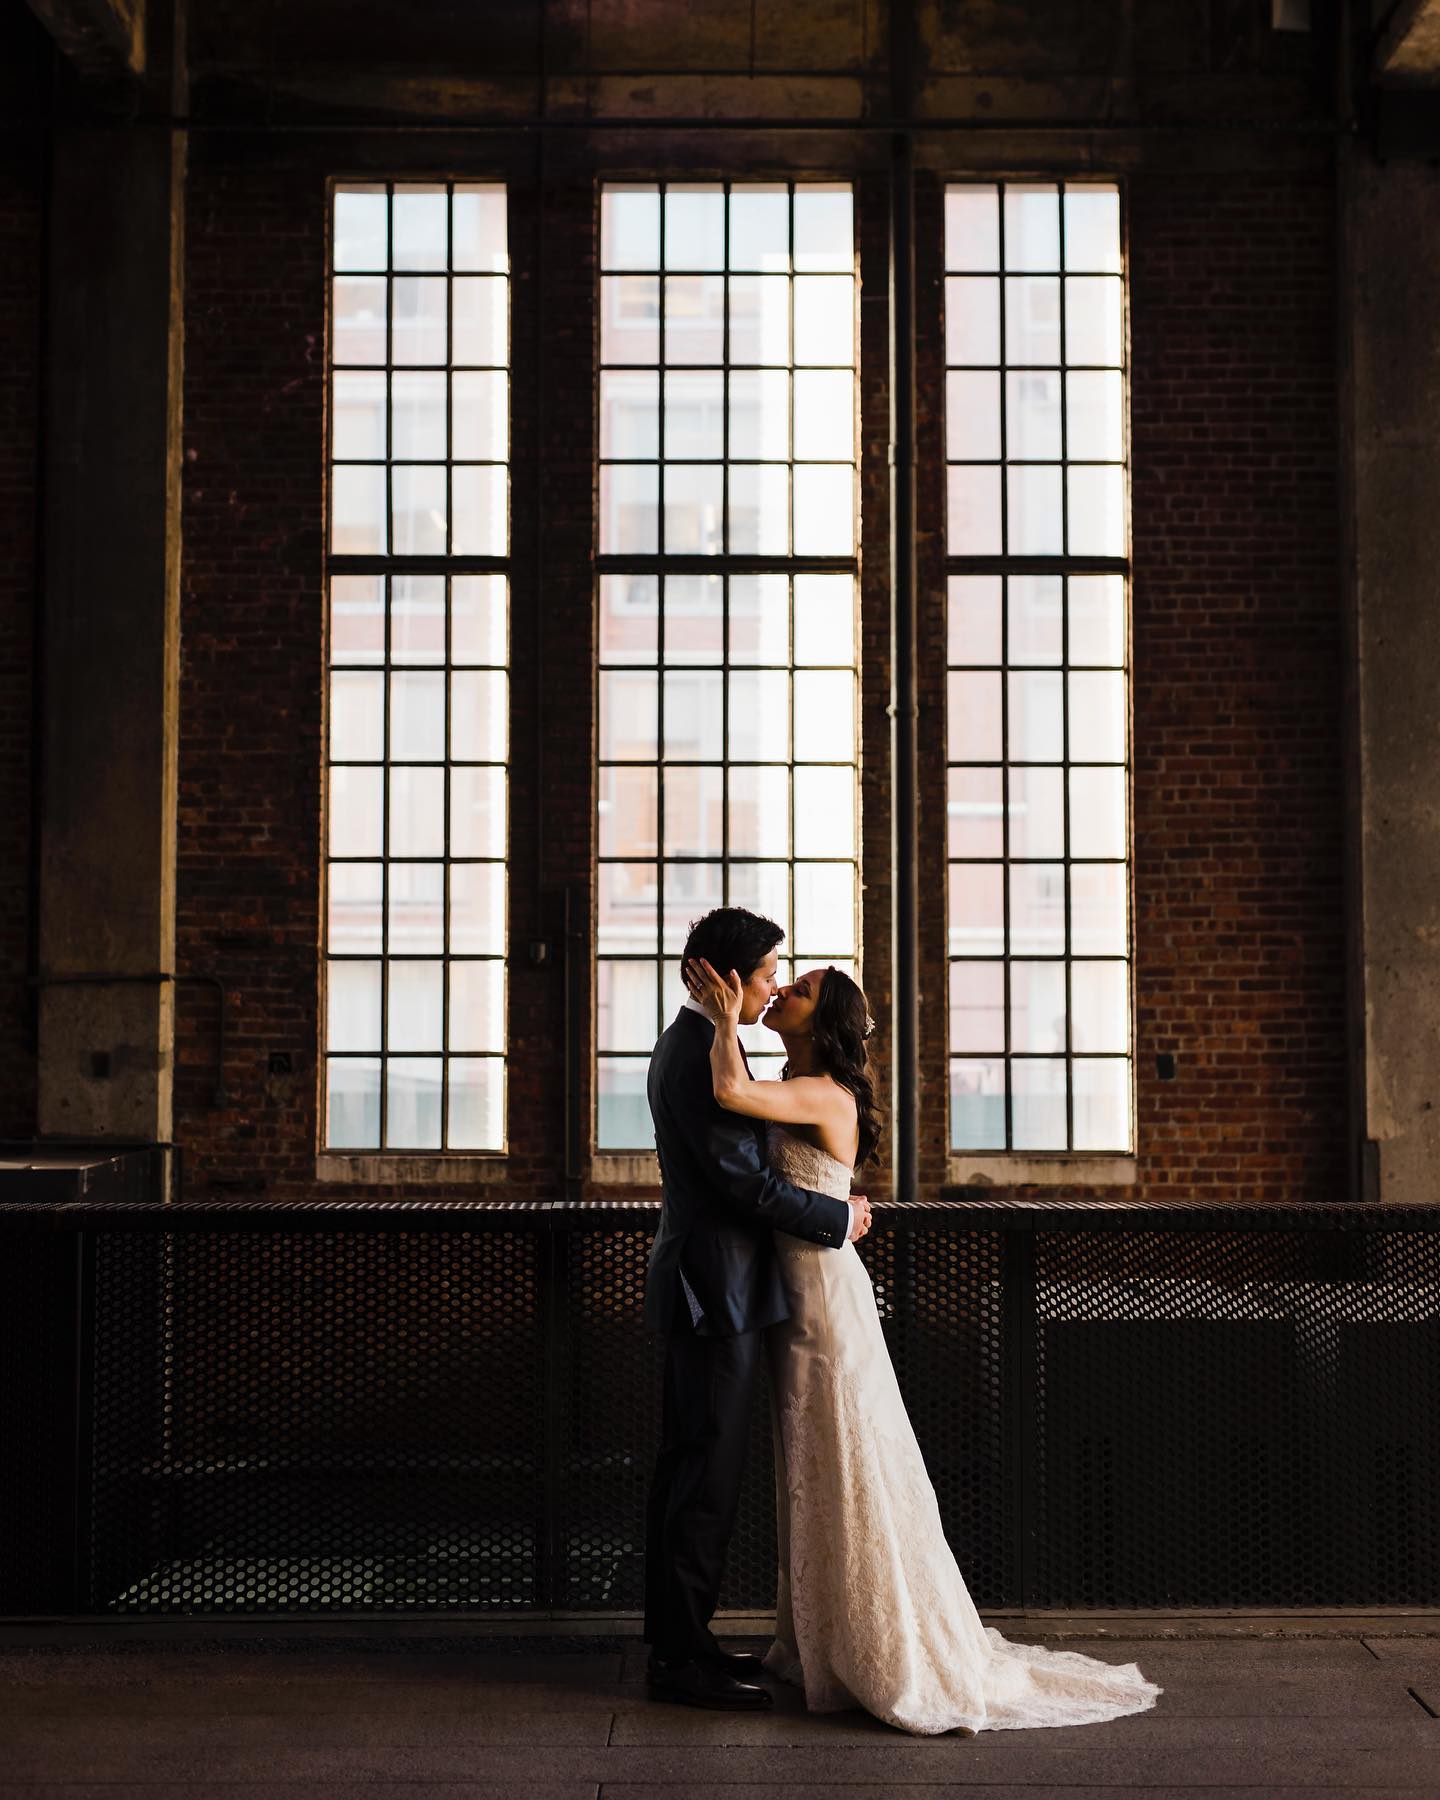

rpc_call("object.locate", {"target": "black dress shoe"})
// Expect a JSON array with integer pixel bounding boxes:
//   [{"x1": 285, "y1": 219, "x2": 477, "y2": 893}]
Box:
[
  {"x1": 703, "y1": 1647, "x2": 770, "y2": 1681},
  {"x1": 646, "y1": 1654, "x2": 774, "y2": 1710}
]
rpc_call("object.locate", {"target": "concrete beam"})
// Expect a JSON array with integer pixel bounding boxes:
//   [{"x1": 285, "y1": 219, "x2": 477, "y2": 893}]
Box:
[
  {"x1": 25, "y1": 0, "x2": 145, "y2": 77},
  {"x1": 1374, "y1": 0, "x2": 1440, "y2": 82}
]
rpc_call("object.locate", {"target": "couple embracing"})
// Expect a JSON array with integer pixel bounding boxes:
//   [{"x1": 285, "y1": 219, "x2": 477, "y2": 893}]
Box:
[{"x1": 642, "y1": 905, "x2": 1163, "y2": 1737}]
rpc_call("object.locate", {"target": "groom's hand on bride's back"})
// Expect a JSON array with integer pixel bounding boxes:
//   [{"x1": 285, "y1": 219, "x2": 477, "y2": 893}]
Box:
[{"x1": 847, "y1": 1195, "x2": 872, "y2": 1241}]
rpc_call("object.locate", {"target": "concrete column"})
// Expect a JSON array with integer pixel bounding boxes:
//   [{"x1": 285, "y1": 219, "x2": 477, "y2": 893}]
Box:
[{"x1": 37, "y1": 118, "x2": 184, "y2": 1142}]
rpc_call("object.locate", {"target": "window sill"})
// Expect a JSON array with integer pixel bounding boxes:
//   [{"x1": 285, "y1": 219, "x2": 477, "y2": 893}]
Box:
[
  {"x1": 947, "y1": 1154, "x2": 1137, "y2": 1188},
  {"x1": 590, "y1": 1152, "x2": 661, "y2": 1186},
  {"x1": 315, "y1": 1153, "x2": 510, "y2": 1185}
]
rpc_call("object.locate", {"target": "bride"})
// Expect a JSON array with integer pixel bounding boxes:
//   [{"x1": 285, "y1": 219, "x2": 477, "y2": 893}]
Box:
[{"x1": 681, "y1": 954, "x2": 1164, "y2": 1738}]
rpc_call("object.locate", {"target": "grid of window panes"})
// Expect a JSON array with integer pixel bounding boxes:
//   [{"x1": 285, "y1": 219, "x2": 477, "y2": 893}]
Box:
[
  {"x1": 596, "y1": 182, "x2": 859, "y2": 1152},
  {"x1": 325, "y1": 183, "x2": 509, "y2": 1151},
  {"x1": 944, "y1": 181, "x2": 1132, "y2": 1153}
]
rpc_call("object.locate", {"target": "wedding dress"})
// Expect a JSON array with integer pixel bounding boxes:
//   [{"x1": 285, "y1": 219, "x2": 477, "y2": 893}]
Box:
[{"x1": 761, "y1": 1121, "x2": 1164, "y2": 1737}]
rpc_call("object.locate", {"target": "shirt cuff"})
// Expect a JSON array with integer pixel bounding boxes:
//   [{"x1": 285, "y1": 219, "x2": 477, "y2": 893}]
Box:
[{"x1": 843, "y1": 1198, "x2": 854, "y2": 1241}]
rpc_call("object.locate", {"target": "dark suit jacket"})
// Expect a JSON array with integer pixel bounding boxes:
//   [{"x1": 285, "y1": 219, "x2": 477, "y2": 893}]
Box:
[{"x1": 644, "y1": 1006, "x2": 852, "y2": 1338}]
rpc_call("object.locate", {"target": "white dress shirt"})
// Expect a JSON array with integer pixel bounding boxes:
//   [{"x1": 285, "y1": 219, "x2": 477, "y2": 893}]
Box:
[{"x1": 676, "y1": 996, "x2": 854, "y2": 1326}]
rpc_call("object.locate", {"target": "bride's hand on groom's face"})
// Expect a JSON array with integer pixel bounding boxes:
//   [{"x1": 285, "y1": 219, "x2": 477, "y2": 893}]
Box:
[
  {"x1": 847, "y1": 1194, "x2": 872, "y2": 1241},
  {"x1": 683, "y1": 957, "x2": 743, "y2": 1024}
]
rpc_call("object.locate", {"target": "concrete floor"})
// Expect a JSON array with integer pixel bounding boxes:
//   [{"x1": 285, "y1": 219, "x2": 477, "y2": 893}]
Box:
[{"x1": 0, "y1": 1617, "x2": 1438, "y2": 1797}]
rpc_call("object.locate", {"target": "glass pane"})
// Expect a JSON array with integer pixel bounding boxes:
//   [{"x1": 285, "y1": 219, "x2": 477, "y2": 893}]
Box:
[
  {"x1": 452, "y1": 575, "x2": 508, "y2": 665},
  {"x1": 1071, "y1": 960, "x2": 1128, "y2": 1055},
  {"x1": 662, "y1": 859, "x2": 724, "y2": 952},
  {"x1": 390, "y1": 669, "x2": 445, "y2": 761},
  {"x1": 599, "y1": 670, "x2": 659, "y2": 762},
  {"x1": 664, "y1": 369, "x2": 725, "y2": 459},
  {"x1": 447, "y1": 1057, "x2": 504, "y2": 1149},
  {"x1": 1011, "y1": 959, "x2": 1067, "y2": 1054},
  {"x1": 730, "y1": 574, "x2": 790, "y2": 665},
  {"x1": 451, "y1": 465, "x2": 507, "y2": 555},
  {"x1": 793, "y1": 573, "x2": 853, "y2": 667},
  {"x1": 598, "y1": 862, "x2": 658, "y2": 956},
  {"x1": 330, "y1": 574, "x2": 385, "y2": 666},
  {"x1": 1065, "y1": 276, "x2": 1123, "y2": 366},
  {"x1": 601, "y1": 274, "x2": 660, "y2": 365},
  {"x1": 450, "y1": 860, "x2": 506, "y2": 954},
  {"x1": 950, "y1": 959, "x2": 1004, "y2": 1054},
  {"x1": 333, "y1": 276, "x2": 387, "y2": 365},
  {"x1": 728, "y1": 370, "x2": 789, "y2": 460},
  {"x1": 664, "y1": 464, "x2": 723, "y2": 555},
  {"x1": 602, "y1": 185, "x2": 660, "y2": 270},
  {"x1": 453, "y1": 371, "x2": 508, "y2": 461},
  {"x1": 449, "y1": 959, "x2": 504, "y2": 1052},
  {"x1": 950, "y1": 1057, "x2": 1005, "y2": 1149},
  {"x1": 945, "y1": 276, "x2": 1000, "y2": 366},
  {"x1": 1010, "y1": 862, "x2": 1066, "y2": 954},
  {"x1": 601, "y1": 370, "x2": 659, "y2": 459},
  {"x1": 391, "y1": 574, "x2": 446, "y2": 664},
  {"x1": 794, "y1": 764, "x2": 854, "y2": 858},
  {"x1": 665, "y1": 185, "x2": 724, "y2": 270},
  {"x1": 663, "y1": 668, "x2": 723, "y2": 761},
  {"x1": 947, "y1": 465, "x2": 1001, "y2": 555},
  {"x1": 1068, "y1": 574, "x2": 1125, "y2": 666},
  {"x1": 452, "y1": 276, "x2": 508, "y2": 365},
  {"x1": 597, "y1": 1056, "x2": 656, "y2": 1150},
  {"x1": 947, "y1": 576, "x2": 1001, "y2": 666},
  {"x1": 729, "y1": 186, "x2": 789, "y2": 271},
  {"x1": 1064, "y1": 187, "x2": 1121, "y2": 273},
  {"x1": 329, "y1": 765, "x2": 383, "y2": 857},
  {"x1": 385, "y1": 1057, "x2": 442, "y2": 1148},
  {"x1": 387, "y1": 860, "x2": 443, "y2": 954},
  {"x1": 600, "y1": 464, "x2": 659, "y2": 554},
  {"x1": 328, "y1": 861, "x2": 383, "y2": 954},
  {"x1": 1006, "y1": 464, "x2": 1063, "y2": 555},
  {"x1": 1069, "y1": 670, "x2": 1126, "y2": 763},
  {"x1": 1012, "y1": 1057, "x2": 1066, "y2": 1149},
  {"x1": 388, "y1": 766, "x2": 444, "y2": 856},
  {"x1": 392, "y1": 186, "x2": 447, "y2": 270},
  {"x1": 452, "y1": 669, "x2": 508, "y2": 762},
  {"x1": 663, "y1": 765, "x2": 724, "y2": 858},
  {"x1": 793, "y1": 369, "x2": 853, "y2": 464},
  {"x1": 728, "y1": 463, "x2": 789, "y2": 555},
  {"x1": 729, "y1": 669, "x2": 790, "y2": 761},
  {"x1": 450, "y1": 767, "x2": 506, "y2": 859},
  {"x1": 598, "y1": 959, "x2": 659, "y2": 1052},
  {"x1": 1070, "y1": 862, "x2": 1127, "y2": 955},
  {"x1": 1069, "y1": 766, "x2": 1126, "y2": 860},
  {"x1": 793, "y1": 862, "x2": 855, "y2": 955},
  {"x1": 948, "y1": 670, "x2": 1002, "y2": 763},
  {"x1": 392, "y1": 276, "x2": 447, "y2": 365},
  {"x1": 665, "y1": 273, "x2": 726, "y2": 364},
  {"x1": 794, "y1": 669, "x2": 854, "y2": 762},
  {"x1": 328, "y1": 959, "x2": 381, "y2": 1052},
  {"x1": 1006, "y1": 369, "x2": 1061, "y2": 460},
  {"x1": 391, "y1": 464, "x2": 446, "y2": 555},
  {"x1": 1073, "y1": 1056, "x2": 1131, "y2": 1150},
  {"x1": 945, "y1": 186, "x2": 999, "y2": 272},
  {"x1": 600, "y1": 765, "x2": 659, "y2": 860},
  {"x1": 326, "y1": 1056, "x2": 380, "y2": 1148},
  {"x1": 1004, "y1": 184, "x2": 1060, "y2": 271},
  {"x1": 946, "y1": 370, "x2": 1000, "y2": 461},
  {"x1": 1004, "y1": 275, "x2": 1060, "y2": 366},
  {"x1": 792, "y1": 276, "x2": 853, "y2": 366},
  {"x1": 1008, "y1": 574, "x2": 1063, "y2": 665},
  {"x1": 949, "y1": 863, "x2": 1004, "y2": 957},
  {"x1": 333, "y1": 370, "x2": 386, "y2": 460},
  {"x1": 599, "y1": 573, "x2": 658, "y2": 665},
  {"x1": 664, "y1": 574, "x2": 723, "y2": 666},
  {"x1": 793, "y1": 185, "x2": 852, "y2": 272},
  {"x1": 331, "y1": 465, "x2": 387, "y2": 555},
  {"x1": 1008, "y1": 670, "x2": 1064, "y2": 763},
  {"x1": 388, "y1": 958, "x2": 443, "y2": 1051},
  {"x1": 794, "y1": 465, "x2": 853, "y2": 555},
  {"x1": 1008, "y1": 766, "x2": 1065, "y2": 859},
  {"x1": 1067, "y1": 465, "x2": 1126, "y2": 556},
  {"x1": 452, "y1": 184, "x2": 508, "y2": 272},
  {"x1": 330, "y1": 670, "x2": 384, "y2": 761},
  {"x1": 728, "y1": 860, "x2": 790, "y2": 935},
  {"x1": 948, "y1": 767, "x2": 1003, "y2": 858},
  {"x1": 729, "y1": 274, "x2": 790, "y2": 364},
  {"x1": 1066, "y1": 369, "x2": 1123, "y2": 462},
  {"x1": 728, "y1": 765, "x2": 790, "y2": 858},
  {"x1": 334, "y1": 186, "x2": 387, "y2": 272}
]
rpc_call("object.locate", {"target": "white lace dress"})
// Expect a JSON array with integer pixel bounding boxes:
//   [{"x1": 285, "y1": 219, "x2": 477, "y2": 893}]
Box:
[{"x1": 761, "y1": 1123, "x2": 1164, "y2": 1737}]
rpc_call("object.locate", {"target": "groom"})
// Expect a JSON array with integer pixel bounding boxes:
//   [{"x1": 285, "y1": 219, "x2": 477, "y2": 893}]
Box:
[{"x1": 642, "y1": 905, "x2": 871, "y2": 1710}]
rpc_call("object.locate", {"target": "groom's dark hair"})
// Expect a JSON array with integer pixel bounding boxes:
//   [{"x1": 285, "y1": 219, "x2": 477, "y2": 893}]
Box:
[{"x1": 681, "y1": 907, "x2": 784, "y2": 983}]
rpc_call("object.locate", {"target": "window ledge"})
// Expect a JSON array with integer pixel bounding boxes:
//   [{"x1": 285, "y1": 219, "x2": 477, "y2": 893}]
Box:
[
  {"x1": 591, "y1": 1152, "x2": 661, "y2": 1186},
  {"x1": 947, "y1": 1154, "x2": 1137, "y2": 1188},
  {"x1": 315, "y1": 1153, "x2": 509, "y2": 1185}
]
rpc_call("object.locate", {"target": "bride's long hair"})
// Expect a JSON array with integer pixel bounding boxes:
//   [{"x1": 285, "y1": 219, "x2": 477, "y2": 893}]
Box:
[{"x1": 784, "y1": 966, "x2": 884, "y2": 1168}]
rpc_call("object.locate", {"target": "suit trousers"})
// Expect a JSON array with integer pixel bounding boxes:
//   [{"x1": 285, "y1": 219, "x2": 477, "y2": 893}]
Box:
[{"x1": 643, "y1": 1296, "x2": 761, "y2": 1660}]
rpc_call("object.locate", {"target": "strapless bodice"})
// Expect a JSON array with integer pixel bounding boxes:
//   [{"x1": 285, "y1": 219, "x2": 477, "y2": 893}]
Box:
[{"x1": 766, "y1": 1122, "x2": 854, "y2": 1202}]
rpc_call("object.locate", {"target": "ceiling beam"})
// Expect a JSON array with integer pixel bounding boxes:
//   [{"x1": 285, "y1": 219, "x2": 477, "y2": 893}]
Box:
[{"x1": 25, "y1": 0, "x2": 145, "y2": 78}]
